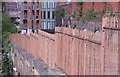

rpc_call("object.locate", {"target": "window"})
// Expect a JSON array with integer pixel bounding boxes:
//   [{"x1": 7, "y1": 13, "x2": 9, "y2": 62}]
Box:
[
  {"x1": 24, "y1": 1, "x2": 27, "y2": 4},
  {"x1": 43, "y1": 11, "x2": 46, "y2": 19},
  {"x1": 52, "y1": 11, "x2": 55, "y2": 19},
  {"x1": 32, "y1": 2, "x2": 34, "y2": 4},
  {"x1": 44, "y1": 22, "x2": 47, "y2": 29},
  {"x1": 52, "y1": 2, "x2": 55, "y2": 8},
  {"x1": 52, "y1": 22, "x2": 55, "y2": 29},
  {"x1": 50, "y1": 2, "x2": 52, "y2": 8},
  {"x1": 32, "y1": 10, "x2": 34, "y2": 15},
  {"x1": 41, "y1": 11, "x2": 42, "y2": 19},
  {"x1": 32, "y1": 20, "x2": 33, "y2": 28},
  {"x1": 48, "y1": 22, "x2": 50, "y2": 29},
  {"x1": 50, "y1": 22, "x2": 52, "y2": 29},
  {"x1": 44, "y1": 2, "x2": 47, "y2": 8},
  {"x1": 48, "y1": 2, "x2": 50, "y2": 8},
  {"x1": 37, "y1": 2, "x2": 39, "y2": 4},
  {"x1": 37, "y1": 10, "x2": 39, "y2": 15},
  {"x1": 50, "y1": 11, "x2": 52, "y2": 19},
  {"x1": 48, "y1": 11, "x2": 50, "y2": 19},
  {"x1": 42, "y1": 2, "x2": 44, "y2": 8},
  {"x1": 41, "y1": 22, "x2": 44, "y2": 29}
]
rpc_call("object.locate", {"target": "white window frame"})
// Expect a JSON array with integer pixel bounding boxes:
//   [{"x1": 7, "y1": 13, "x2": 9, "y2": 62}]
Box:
[
  {"x1": 42, "y1": 2, "x2": 44, "y2": 8},
  {"x1": 48, "y1": 22, "x2": 50, "y2": 29},
  {"x1": 48, "y1": 2, "x2": 50, "y2": 8},
  {"x1": 50, "y1": 11, "x2": 52, "y2": 19},
  {"x1": 52, "y1": 2, "x2": 55, "y2": 8}
]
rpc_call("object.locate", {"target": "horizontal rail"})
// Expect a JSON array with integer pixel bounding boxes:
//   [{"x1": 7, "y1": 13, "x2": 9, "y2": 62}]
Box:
[
  {"x1": 56, "y1": 31, "x2": 101, "y2": 45},
  {"x1": 103, "y1": 27, "x2": 120, "y2": 31}
]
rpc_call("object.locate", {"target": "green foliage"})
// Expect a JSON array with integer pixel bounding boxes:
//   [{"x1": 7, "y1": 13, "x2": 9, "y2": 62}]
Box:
[
  {"x1": 1, "y1": 55, "x2": 11, "y2": 75},
  {"x1": 76, "y1": 2, "x2": 82, "y2": 7},
  {"x1": 65, "y1": 10, "x2": 68, "y2": 15},
  {"x1": 76, "y1": 2, "x2": 83, "y2": 17},
  {"x1": 56, "y1": 8, "x2": 65, "y2": 19},
  {"x1": 2, "y1": 32, "x2": 11, "y2": 51},
  {"x1": 2, "y1": 13, "x2": 17, "y2": 33},
  {"x1": 78, "y1": 10, "x2": 83, "y2": 17},
  {"x1": 0, "y1": 13, "x2": 17, "y2": 76},
  {"x1": 81, "y1": 9, "x2": 96, "y2": 22},
  {"x1": 71, "y1": 12, "x2": 76, "y2": 18},
  {"x1": 98, "y1": 10, "x2": 105, "y2": 17},
  {"x1": 108, "y1": 8, "x2": 114, "y2": 16},
  {"x1": 83, "y1": 9, "x2": 96, "y2": 17}
]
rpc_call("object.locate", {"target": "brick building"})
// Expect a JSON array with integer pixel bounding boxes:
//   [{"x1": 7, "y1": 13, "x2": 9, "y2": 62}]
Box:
[
  {"x1": 58, "y1": 2, "x2": 120, "y2": 14},
  {"x1": 83, "y1": 2, "x2": 120, "y2": 12},
  {"x1": 20, "y1": 1, "x2": 41, "y2": 30},
  {"x1": 20, "y1": 0, "x2": 57, "y2": 32},
  {"x1": 56, "y1": 2, "x2": 120, "y2": 26},
  {"x1": 3, "y1": 2, "x2": 20, "y2": 18},
  {"x1": 2, "y1": 2, "x2": 21, "y2": 25},
  {"x1": 41, "y1": 0, "x2": 56, "y2": 30}
]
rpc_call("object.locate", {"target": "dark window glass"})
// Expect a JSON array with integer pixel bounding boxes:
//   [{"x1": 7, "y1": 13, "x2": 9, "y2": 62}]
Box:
[
  {"x1": 48, "y1": 11, "x2": 50, "y2": 19},
  {"x1": 43, "y1": 11, "x2": 46, "y2": 19},
  {"x1": 32, "y1": 10, "x2": 34, "y2": 15},
  {"x1": 24, "y1": 1, "x2": 27, "y2": 4},
  {"x1": 37, "y1": 10, "x2": 39, "y2": 15},
  {"x1": 52, "y1": 11, "x2": 55, "y2": 19},
  {"x1": 41, "y1": 11, "x2": 42, "y2": 19}
]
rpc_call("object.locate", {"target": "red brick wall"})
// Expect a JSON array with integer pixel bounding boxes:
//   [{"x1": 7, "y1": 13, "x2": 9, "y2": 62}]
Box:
[
  {"x1": 62, "y1": 4, "x2": 72, "y2": 14},
  {"x1": 82, "y1": 2, "x2": 119, "y2": 12},
  {"x1": 82, "y1": 2, "x2": 94, "y2": 12},
  {"x1": 71, "y1": 2, "x2": 80, "y2": 12},
  {"x1": 39, "y1": 2, "x2": 42, "y2": 29},
  {"x1": 106, "y1": 2, "x2": 119, "y2": 12},
  {"x1": 94, "y1": 2, "x2": 105, "y2": 12}
]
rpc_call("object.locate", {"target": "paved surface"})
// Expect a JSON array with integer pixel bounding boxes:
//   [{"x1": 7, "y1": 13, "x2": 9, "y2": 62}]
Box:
[{"x1": 12, "y1": 43, "x2": 66, "y2": 75}]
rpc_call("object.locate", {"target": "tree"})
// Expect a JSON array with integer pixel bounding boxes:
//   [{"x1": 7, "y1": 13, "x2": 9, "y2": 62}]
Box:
[
  {"x1": 76, "y1": 2, "x2": 83, "y2": 17},
  {"x1": 55, "y1": 8, "x2": 65, "y2": 26},
  {"x1": 56, "y1": 8, "x2": 65, "y2": 19},
  {"x1": 2, "y1": 13, "x2": 17, "y2": 33},
  {"x1": 0, "y1": 13, "x2": 17, "y2": 76},
  {"x1": 81, "y1": 9, "x2": 96, "y2": 22}
]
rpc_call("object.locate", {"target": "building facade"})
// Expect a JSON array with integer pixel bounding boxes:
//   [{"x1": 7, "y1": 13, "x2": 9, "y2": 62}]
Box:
[
  {"x1": 20, "y1": 1, "x2": 41, "y2": 30},
  {"x1": 3, "y1": 2, "x2": 19, "y2": 18},
  {"x1": 2, "y1": 2, "x2": 21, "y2": 25},
  {"x1": 56, "y1": 2, "x2": 120, "y2": 26},
  {"x1": 20, "y1": 0, "x2": 57, "y2": 31},
  {"x1": 41, "y1": 1, "x2": 56, "y2": 30}
]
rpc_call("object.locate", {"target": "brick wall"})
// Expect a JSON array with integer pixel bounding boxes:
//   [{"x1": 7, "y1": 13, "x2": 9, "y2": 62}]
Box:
[
  {"x1": 61, "y1": 2, "x2": 119, "y2": 13},
  {"x1": 83, "y1": 2, "x2": 94, "y2": 12}
]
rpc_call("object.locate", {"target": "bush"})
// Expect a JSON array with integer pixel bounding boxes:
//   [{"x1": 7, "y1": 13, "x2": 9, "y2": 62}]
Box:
[
  {"x1": 108, "y1": 8, "x2": 114, "y2": 16},
  {"x1": 81, "y1": 9, "x2": 96, "y2": 22},
  {"x1": 2, "y1": 13, "x2": 17, "y2": 33},
  {"x1": 0, "y1": 13, "x2": 17, "y2": 76},
  {"x1": 71, "y1": 12, "x2": 76, "y2": 18},
  {"x1": 76, "y1": 2, "x2": 83, "y2": 17},
  {"x1": 56, "y1": 8, "x2": 65, "y2": 19},
  {"x1": 98, "y1": 10, "x2": 105, "y2": 17}
]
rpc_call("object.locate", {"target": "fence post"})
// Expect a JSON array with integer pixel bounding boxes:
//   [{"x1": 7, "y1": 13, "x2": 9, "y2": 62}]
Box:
[
  {"x1": 118, "y1": 14, "x2": 120, "y2": 75},
  {"x1": 101, "y1": 17, "x2": 107, "y2": 75},
  {"x1": 83, "y1": 31, "x2": 87, "y2": 75}
]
